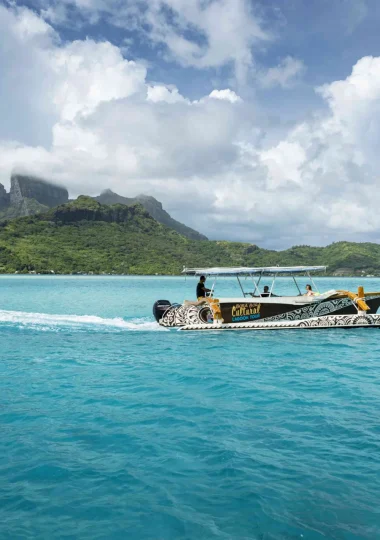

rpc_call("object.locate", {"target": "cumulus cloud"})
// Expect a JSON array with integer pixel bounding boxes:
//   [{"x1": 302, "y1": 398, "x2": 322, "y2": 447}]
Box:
[
  {"x1": 259, "y1": 56, "x2": 305, "y2": 89},
  {"x1": 0, "y1": 5, "x2": 58, "y2": 146},
  {"x1": 141, "y1": 0, "x2": 269, "y2": 82},
  {"x1": 1, "y1": 4, "x2": 380, "y2": 248},
  {"x1": 51, "y1": 41, "x2": 147, "y2": 122},
  {"x1": 0, "y1": 6, "x2": 247, "y2": 189},
  {"x1": 209, "y1": 89, "x2": 242, "y2": 103},
  {"x1": 317, "y1": 55, "x2": 380, "y2": 163},
  {"x1": 37, "y1": 0, "x2": 270, "y2": 84},
  {"x1": 147, "y1": 85, "x2": 188, "y2": 104}
]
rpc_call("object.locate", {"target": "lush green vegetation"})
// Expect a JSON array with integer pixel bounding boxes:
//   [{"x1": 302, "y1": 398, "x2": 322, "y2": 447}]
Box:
[{"x1": 0, "y1": 197, "x2": 379, "y2": 275}]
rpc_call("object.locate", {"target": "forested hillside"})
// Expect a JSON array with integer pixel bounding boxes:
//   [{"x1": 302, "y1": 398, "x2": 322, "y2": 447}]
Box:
[{"x1": 0, "y1": 197, "x2": 379, "y2": 275}]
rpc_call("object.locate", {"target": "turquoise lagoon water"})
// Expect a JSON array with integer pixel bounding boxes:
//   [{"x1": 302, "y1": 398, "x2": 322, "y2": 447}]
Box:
[{"x1": 1, "y1": 276, "x2": 380, "y2": 539}]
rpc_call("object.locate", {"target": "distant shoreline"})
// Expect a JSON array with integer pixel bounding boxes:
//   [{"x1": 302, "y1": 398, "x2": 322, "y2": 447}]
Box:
[{"x1": 0, "y1": 273, "x2": 378, "y2": 278}]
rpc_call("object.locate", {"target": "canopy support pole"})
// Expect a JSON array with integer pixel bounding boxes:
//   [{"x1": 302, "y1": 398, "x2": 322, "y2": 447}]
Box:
[
  {"x1": 251, "y1": 273, "x2": 262, "y2": 296},
  {"x1": 308, "y1": 272, "x2": 319, "y2": 293},
  {"x1": 270, "y1": 273, "x2": 278, "y2": 296},
  {"x1": 237, "y1": 275, "x2": 246, "y2": 297},
  {"x1": 293, "y1": 276, "x2": 301, "y2": 295},
  {"x1": 210, "y1": 275, "x2": 217, "y2": 296}
]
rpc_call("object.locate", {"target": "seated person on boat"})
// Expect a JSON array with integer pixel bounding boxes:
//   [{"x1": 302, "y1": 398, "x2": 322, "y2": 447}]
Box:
[
  {"x1": 261, "y1": 286, "x2": 270, "y2": 297},
  {"x1": 304, "y1": 284, "x2": 319, "y2": 297}
]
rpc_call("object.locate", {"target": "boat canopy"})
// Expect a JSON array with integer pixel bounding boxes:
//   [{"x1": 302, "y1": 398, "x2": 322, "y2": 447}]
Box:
[{"x1": 183, "y1": 266, "x2": 327, "y2": 276}]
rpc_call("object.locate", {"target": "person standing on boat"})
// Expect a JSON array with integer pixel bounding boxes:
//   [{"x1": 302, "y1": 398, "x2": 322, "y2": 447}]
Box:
[{"x1": 197, "y1": 275, "x2": 211, "y2": 300}]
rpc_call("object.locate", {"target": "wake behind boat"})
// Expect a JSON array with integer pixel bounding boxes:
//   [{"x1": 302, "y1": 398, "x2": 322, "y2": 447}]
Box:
[{"x1": 153, "y1": 266, "x2": 380, "y2": 331}]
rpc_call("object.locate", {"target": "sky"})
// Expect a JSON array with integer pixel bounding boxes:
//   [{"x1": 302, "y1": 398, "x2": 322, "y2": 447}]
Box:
[{"x1": 1, "y1": 0, "x2": 380, "y2": 248}]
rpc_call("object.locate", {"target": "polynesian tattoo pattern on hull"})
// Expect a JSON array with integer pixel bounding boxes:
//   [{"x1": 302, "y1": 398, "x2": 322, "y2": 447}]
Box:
[
  {"x1": 266, "y1": 295, "x2": 380, "y2": 322},
  {"x1": 159, "y1": 304, "x2": 210, "y2": 327},
  {"x1": 159, "y1": 296, "x2": 380, "y2": 328},
  {"x1": 180, "y1": 314, "x2": 380, "y2": 331}
]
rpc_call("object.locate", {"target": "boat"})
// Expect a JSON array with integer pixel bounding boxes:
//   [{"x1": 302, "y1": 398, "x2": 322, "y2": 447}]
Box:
[{"x1": 152, "y1": 266, "x2": 380, "y2": 331}]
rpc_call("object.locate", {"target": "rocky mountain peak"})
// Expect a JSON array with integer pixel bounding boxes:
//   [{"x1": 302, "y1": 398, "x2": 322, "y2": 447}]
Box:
[
  {"x1": 136, "y1": 194, "x2": 163, "y2": 211},
  {"x1": 95, "y1": 190, "x2": 207, "y2": 240},
  {"x1": 10, "y1": 174, "x2": 68, "y2": 207},
  {"x1": 0, "y1": 174, "x2": 69, "y2": 221},
  {"x1": 0, "y1": 183, "x2": 10, "y2": 210},
  {"x1": 0, "y1": 173, "x2": 207, "y2": 240}
]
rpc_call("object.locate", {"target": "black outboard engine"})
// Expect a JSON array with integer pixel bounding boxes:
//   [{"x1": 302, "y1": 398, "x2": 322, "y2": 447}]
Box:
[{"x1": 153, "y1": 300, "x2": 172, "y2": 322}]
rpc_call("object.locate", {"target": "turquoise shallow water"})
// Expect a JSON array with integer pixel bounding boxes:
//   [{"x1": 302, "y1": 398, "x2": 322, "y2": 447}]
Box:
[{"x1": 1, "y1": 276, "x2": 380, "y2": 539}]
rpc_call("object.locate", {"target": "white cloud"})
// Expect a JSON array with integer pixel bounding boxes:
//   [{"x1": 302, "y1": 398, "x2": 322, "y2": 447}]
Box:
[
  {"x1": 1, "y1": 5, "x2": 380, "y2": 248},
  {"x1": 259, "y1": 56, "x2": 305, "y2": 89},
  {"x1": 39, "y1": 0, "x2": 270, "y2": 84},
  {"x1": 147, "y1": 85, "x2": 187, "y2": 104},
  {"x1": 209, "y1": 89, "x2": 242, "y2": 103},
  {"x1": 13, "y1": 5, "x2": 55, "y2": 40},
  {"x1": 260, "y1": 141, "x2": 306, "y2": 189},
  {"x1": 0, "y1": 5, "x2": 60, "y2": 147},
  {"x1": 51, "y1": 40, "x2": 147, "y2": 121},
  {"x1": 141, "y1": 0, "x2": 269, "y2": 82}
]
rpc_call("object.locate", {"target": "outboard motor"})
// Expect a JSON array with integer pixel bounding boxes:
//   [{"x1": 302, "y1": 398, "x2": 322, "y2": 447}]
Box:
[{"x1": 153, "y1": 300, "x2": 172, "y2": 322}]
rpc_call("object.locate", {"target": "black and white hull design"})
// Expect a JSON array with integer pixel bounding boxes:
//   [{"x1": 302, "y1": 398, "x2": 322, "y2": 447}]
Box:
[
  {"x1": 155, "y1": 293, "x2": 380, "y2": 328},
  {"x1": 180, "y1": 313, "x2": 380, "y2": 331},
  {"x1": 153, "y1": 266, "x2": 380, "y2": 331}
]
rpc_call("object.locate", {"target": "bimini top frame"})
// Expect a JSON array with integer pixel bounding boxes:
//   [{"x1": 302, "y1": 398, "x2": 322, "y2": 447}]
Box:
[
  {"x1": 183, "y1": 265, "x2": 327, "y2": 298},
  {"x1": 182, "y1": 266, "x2": 327, "y2": 276}
]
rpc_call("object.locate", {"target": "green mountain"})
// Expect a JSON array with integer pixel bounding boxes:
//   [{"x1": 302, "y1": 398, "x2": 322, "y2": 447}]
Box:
[
  {"x1": 0, "y1": 175, "x2": 206, "y2": 241},
  {"x1": 94, "y1": 189, "x2": 207, "y2": 241},
  {"x1": 0, "y1": 197, "x2": 379, "y2": 275}
]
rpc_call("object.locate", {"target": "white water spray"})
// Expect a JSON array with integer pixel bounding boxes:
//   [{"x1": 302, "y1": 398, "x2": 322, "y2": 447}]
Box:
[{"x1": 0, "y1": 310, "x2": 166, "y2": 332}]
